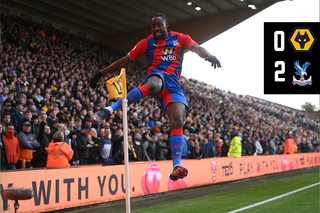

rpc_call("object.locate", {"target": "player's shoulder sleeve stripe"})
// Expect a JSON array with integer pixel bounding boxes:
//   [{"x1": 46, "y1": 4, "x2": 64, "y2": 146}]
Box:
[
  {"x1": 190, "y1": 44, "x2": 199, "y2": 51},
  {"x1": 126, "y1": 54, "x2": 134, "y2": 61},
  {"x1": 127, "y1": 38, "x2": 148, "y2": 61},
  {"x1": 175, "y1": 32, "x2": 198, "y2": 50}
]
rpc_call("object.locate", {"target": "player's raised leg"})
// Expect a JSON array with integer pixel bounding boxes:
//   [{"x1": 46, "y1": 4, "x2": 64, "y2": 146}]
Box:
[
  {"x1": 91, "y1": 76, "x2": 162, "y2": 124},
  {"x1": 91, "y1": 85, "x2": 149, "y2": 124}
]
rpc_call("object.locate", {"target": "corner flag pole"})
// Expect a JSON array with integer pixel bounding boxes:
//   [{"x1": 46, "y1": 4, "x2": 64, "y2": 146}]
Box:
[{"x1": 121, "y1": 68, "x2": 131, "y2": 213}]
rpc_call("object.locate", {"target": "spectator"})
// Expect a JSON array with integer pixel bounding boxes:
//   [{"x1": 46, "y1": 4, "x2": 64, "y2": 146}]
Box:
[
  {"x1": 200, "y1": 138, "x2": 214, "y2": 158},
  {"x1": 112, "y1": 128, "x2": 124, "y2": 156},
  {"x1": 227, "y1": 130, "x2": 242, "y2": 158},
  {"x1": 242, "y1": 138, "x2": 249, "y2": 156},
  {"x1": 57, "y1": 121, "x2": 69, "y2": 142},
  {"x1": 163, "y1": 132, "x2": 172, "y2": 160},
  {"x1": 268, "y1": 139, "x2": 277, "y2": 155},
  {"x1": 0, "y1": 86, "x2": 9, "y2": 108},
  {"x1": 46, "y1": 109, "x2": 56, "y2": 129},
  {"x1": 276, "y1": 145, "x2": 284, "y2": 154},
  {"x1": 1, "y1": 112, "x2": 11, "y2": 133},
  {"x1": 131, "y1": 131, "x2": 145, "y2": 161},
  {"x1": 0, "y1": 124, "x2": 9, "y2": 170},
  {"x1": 87, "y1": 134, "x2": 99, "y2": 164},
  {"x1": 67, "y1": 119, "x2": 75, "y2": 132},
  {"x1": 128, "y1": 135, "x2": 137, "y2": 162},
  {"x1": 68, "y1": 130, "x2": 79, "y2": 166},
  {"x1": 46, "y1": 131, "x2": 74, "y2": 168},
  {"x1": 77, "y1": 125, "x2": 91, "y2": 165},
  {"x1": 186, "y1": 133, "x2": 195, "y2": 152},
  {"x1": 247, "y1": 137, "x2": 255, "y2": 156},
  {"x1": 98, "y1": 128, "x2": 113, "y2": 162},
  {"x1": 32, "y1": 115, "x2": 50, "y2": 168},
  {"x1": 284, "y1": 133, "x2": 295, "y2": 154},
  {"x1": 32, "y1": 115, "x2": 40, "y2": 140},
  {"x1": 12, "y1": 101, "x2": 24, "y2": 130},
  {"x1": 260, "y1": 136, "x2": 268, "y2": 155},
  {"x1": 188, "y1": 142, "x2": 203, "y2": 159},
  {"x1": 2, "y1": 123, "x2": 20, "y2": 170},
  {"x1": 299, "y1": 138, "x2": 309, "y2": 153},
  {"x1": 254, "y1": 137, "x2": 263, "y2": 155},
  {"x1": 143, "y1": 134, "x2": 158, "y2": 161},
  {"x1": 308, "y1": 144, "x2": 314, "y2": 153},
  {"x1": 17, "y1": 110, "x2": 33, "y2": 133},
  {"x1": 16, "y1": 121, "x2": 40, "y2": 169},
  {"x1": 211, "y1": 136, "x2": 220, "y2": 157},
  {"x1": 221, "y1": 138, "x2": 229, "y2": 157},
  {"x1": 74, "y1": 117, "x2": 82, "y2": 133},
  {"x1": 156, "y1": 134, "x2": 169, "y2": 161},
  {"x1": 50, "y1": 119, "x2": 59, "y2": 136},
  {"x1": 181, "y1": 137, "x2": 188, "y2": 159},
  {"x1": 44, "y1": 124, "x2": 52, "y2": 142},
  {"x1": 1, "y1": 99, "x2": 13, "y2": 117}
]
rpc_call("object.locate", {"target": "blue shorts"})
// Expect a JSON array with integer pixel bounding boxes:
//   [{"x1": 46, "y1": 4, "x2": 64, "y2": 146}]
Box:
[{"x1": 145, "y1": 73, "x2": 189, "y2": 111}]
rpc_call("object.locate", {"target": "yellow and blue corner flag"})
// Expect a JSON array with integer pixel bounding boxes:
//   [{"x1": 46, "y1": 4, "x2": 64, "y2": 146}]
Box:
[{"x1": 106, "y1": 68, "x2": 127, "y2": 99}]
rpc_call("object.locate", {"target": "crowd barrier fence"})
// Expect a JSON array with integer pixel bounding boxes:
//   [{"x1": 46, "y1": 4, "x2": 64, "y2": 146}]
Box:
[{"x1": 1, "y1": 153, "x2": 319, "y2": 212}]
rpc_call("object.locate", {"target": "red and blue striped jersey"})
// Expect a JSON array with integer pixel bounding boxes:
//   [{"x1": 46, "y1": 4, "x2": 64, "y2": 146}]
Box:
[{"x1": 127, "y1": 31, "x2": 198, "y2": 80}]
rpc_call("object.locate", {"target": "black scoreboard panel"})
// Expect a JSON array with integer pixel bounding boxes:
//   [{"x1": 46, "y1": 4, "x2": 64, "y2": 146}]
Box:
[{"x1": 264, "y1": 22, "x2": 320, "y2": 94}]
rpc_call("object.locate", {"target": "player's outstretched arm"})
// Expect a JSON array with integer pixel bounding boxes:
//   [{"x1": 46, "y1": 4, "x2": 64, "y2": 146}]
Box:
[
  {"x1": 191, "y1": 45, "x2": 221, "y2": 69},
  {"x1": 90, "y1": 56, "x2": 131, "y2": 89}
]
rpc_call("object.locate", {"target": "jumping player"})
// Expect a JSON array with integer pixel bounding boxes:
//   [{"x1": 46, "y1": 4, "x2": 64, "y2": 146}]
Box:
[{"x1": 89, "y1": 13, "x2": 221, "y2": 181}]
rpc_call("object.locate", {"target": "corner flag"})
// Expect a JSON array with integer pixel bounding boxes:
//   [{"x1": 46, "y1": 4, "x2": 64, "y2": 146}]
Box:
[
  {"x1": 106, "y1": 68, "x2": 127, "y2": 98},
  {"x1": 106, "y1": 68, "x2": 131, "y2": 212}
]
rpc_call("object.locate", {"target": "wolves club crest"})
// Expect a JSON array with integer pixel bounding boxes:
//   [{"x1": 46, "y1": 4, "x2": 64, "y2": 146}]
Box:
[
  {"x1": 292, "y1": 61, "x2": 312, "y2": 86},
  {"x1": 289, "y1": 28, "x2": 316, "y2": 52}
]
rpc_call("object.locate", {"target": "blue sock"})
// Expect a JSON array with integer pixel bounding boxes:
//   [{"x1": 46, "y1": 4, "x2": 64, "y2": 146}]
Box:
[
  {"x1": 109, "y1": 85, "x2": 149, "y2": 112},
  {"x1": 170, "y1": 129, "x2": 184, "y2": 167}
]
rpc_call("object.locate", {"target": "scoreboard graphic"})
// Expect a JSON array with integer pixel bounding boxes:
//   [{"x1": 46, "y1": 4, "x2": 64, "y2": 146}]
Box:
[{"x1": 264, "y1": 23, "x2": 320, "y2": 94}]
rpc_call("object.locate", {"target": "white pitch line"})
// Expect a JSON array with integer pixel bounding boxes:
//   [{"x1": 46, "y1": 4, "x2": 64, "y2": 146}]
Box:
[{"x1": 228, "y1": 182, "x2": 320, "y2": 213}]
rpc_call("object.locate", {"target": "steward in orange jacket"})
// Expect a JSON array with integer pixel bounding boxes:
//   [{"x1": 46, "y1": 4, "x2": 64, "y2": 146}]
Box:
[
  {"x1": 46, "y1": 131, "x2": 73, "y2": 168},
  {"x1": 284, "y1": 134, "x2": 295, "y2": 154}
]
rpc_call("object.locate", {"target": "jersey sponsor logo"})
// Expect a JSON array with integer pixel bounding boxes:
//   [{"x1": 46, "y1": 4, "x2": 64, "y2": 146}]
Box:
[
  {"x1": 161, "y1": 48, "x2": 173, "y2": 55},
  {"x1": 161, "y1": 48, "x2": 176, "y2": 61}
]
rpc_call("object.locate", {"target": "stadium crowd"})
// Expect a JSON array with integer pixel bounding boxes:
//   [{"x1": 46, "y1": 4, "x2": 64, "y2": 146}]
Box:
[{"x1": 1, "y1": 14, "x2": 319, "y2": 170}]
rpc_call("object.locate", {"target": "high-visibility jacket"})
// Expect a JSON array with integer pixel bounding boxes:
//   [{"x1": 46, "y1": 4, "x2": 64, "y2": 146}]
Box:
[
  {"x1": 46, "y1": 141, "x2": 74, "y2": 168},
  {"x1": 284, "y1": 138, "x2": 295, "y2": 154},
  {"x1": 228, "y1": 136, "x2": 242, "y2": 158}
]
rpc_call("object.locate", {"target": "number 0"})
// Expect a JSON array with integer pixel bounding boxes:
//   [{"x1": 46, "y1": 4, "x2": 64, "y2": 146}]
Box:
[
  {"x1": 274, "y1": 31, "x2": 284, "y2": 51},
  {"x1": 275, "y1": 61, "x2": 285, "y2": 82}
]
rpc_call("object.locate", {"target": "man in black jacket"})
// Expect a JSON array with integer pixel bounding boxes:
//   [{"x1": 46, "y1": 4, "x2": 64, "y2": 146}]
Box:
[
  {"x1": 111, "y1": 128, "x2": 123, "y2": 157},
  {"x1": 221, "y1": 138, "x2": 229, "y2": 157},
  {"x1": 68, "y1": 130, "x2": 79, "y2": 166},
  {"x1": 32, "y1": 115, "x2": 50, "y2": 168},
  {"x1": 131, "y1": 131, "x2": 145, "y2": 162},
  {"x1": 77, "y1": 125, "x2": 91, "y2": 165},
  {"x1": 0, "y1": 124, "x2": 9, "y2": 170}
]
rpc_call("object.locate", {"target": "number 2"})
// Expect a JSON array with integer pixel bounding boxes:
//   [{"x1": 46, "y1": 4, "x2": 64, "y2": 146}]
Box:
[{"x1": 275, "y1": 61, "x2": 285, "y2": 82}]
